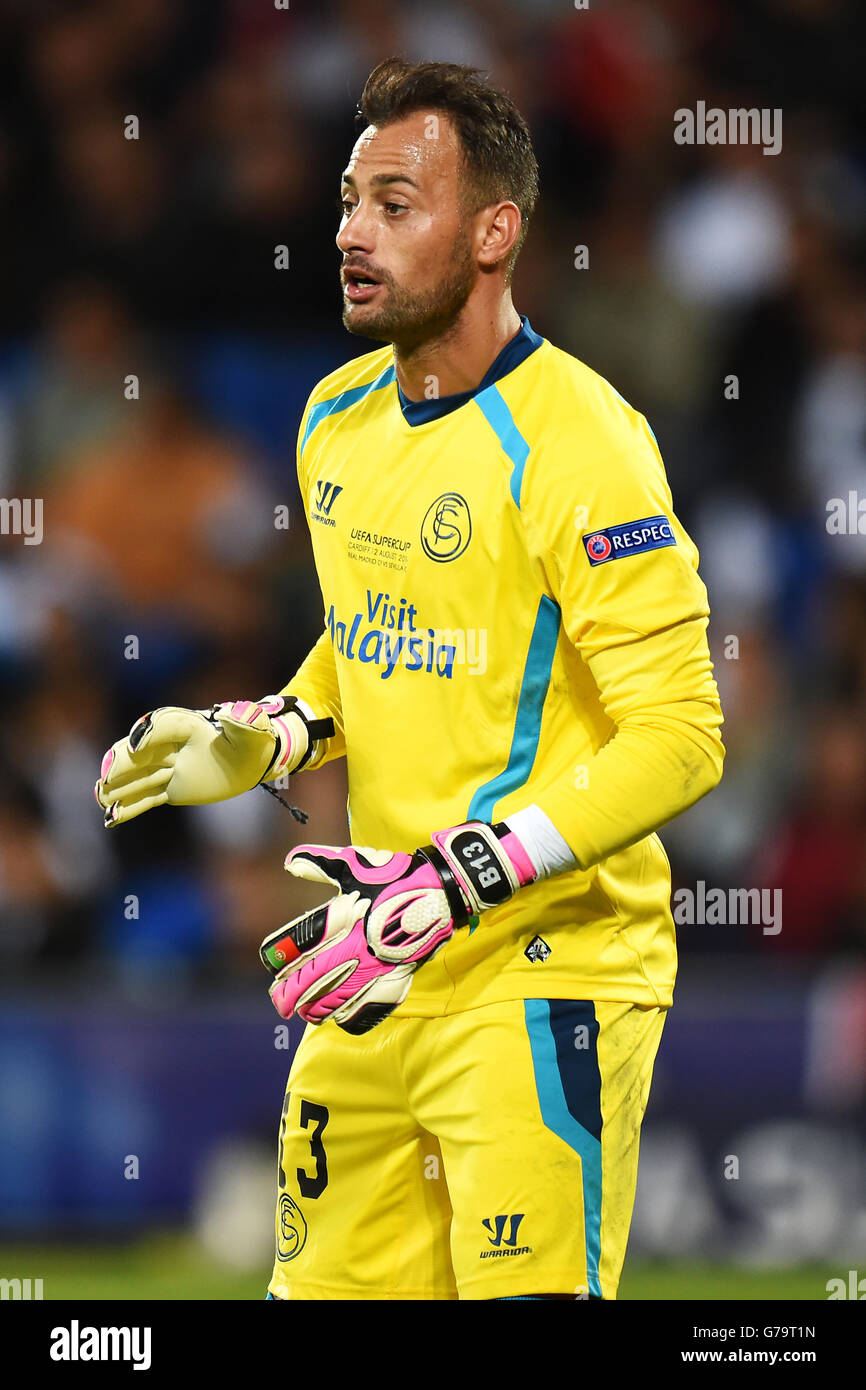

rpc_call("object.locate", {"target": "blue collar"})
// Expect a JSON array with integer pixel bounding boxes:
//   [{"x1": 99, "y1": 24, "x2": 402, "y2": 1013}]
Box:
[{"x1": 396, "y1": 315, "x2": 543, "y2": 426}]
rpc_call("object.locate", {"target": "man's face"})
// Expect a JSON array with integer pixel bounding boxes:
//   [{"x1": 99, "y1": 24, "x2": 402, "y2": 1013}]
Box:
[{"x1": 336, "y1": 111, "x2": 478, "y2": 349}]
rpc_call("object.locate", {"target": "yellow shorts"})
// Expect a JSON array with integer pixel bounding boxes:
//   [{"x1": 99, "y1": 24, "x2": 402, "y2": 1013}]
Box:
[{"x1": 267, "y1": 997, "x2": 665, "y2": 1300}]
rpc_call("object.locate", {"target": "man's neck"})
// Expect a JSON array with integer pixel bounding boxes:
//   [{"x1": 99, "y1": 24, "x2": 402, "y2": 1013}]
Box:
[{"x1": 393, "y1": 296, "x2": 522, "y2": 402}]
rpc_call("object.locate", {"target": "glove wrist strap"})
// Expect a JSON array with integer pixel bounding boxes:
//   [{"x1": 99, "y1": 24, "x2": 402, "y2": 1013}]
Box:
[
  {"x1": 261, "y1": 697, "x2": 336, "y2": 780},
  {"x1": 417, "y1": 843, "x2": 474, "y2": 928},
  {"x1": 424, "y1": 821, "x2": 537, "y2": 921}
]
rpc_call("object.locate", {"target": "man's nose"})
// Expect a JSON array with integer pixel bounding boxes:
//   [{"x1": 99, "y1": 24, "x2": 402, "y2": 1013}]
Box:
[{"x1": 336, "y1": 202, "x2": 376, "y2": 255}]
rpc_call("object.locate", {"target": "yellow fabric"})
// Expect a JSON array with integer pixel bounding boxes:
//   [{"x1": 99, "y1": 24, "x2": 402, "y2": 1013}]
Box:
[
  {"x1": 280, "y1": 335, "x2": 724, "y2": 1013},
  {"x1": 267, "y1": 999, "x2": 665, "y2": 1300}
]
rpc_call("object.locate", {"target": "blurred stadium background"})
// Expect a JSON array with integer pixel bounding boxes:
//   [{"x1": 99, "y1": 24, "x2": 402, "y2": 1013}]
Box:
[{"x1": 1, "y1": 0, "x2": 865, "y2": 1300}]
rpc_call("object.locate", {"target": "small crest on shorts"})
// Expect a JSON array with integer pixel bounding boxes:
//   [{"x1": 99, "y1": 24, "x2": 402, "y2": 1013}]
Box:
[
  {"x1": 524, "y1": 935, "x2": 552, "y2": 963},
  {"x1": 276, "y1": 1192, "x2": 307, "y2": 1262}
]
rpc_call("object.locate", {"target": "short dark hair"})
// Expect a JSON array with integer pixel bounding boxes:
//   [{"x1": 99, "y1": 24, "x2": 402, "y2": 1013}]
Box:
[{"x1": 357, "y1": 58, "x2": 539, "y2": 280}]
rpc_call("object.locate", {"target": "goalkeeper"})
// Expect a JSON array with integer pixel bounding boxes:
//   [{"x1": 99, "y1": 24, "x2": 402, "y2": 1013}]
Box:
[{"x1": 96, "y1": 59, "x2": 724, "y2": 1301}]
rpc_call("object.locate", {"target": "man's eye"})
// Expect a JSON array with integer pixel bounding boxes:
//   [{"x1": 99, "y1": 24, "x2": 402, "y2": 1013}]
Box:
[
  {"x1": 385, "y1": 203, "x2": 408, "y2": 215},
  {"x1": 338, "y1": 197, "x2": 356, "y2": 216}
]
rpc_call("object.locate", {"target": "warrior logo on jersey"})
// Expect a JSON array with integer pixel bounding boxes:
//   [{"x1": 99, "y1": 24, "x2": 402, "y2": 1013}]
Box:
[
  {"x1": 421, "y1": 492, "x2": 472, "y2": 562},
  {"x1": 313, "y1": 481, "x2": 343, "y2": 526}
]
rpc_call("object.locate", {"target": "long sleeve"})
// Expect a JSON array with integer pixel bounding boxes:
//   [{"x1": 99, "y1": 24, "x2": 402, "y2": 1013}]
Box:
[
  {"x1": 277, "y1": 390, "x2": 346, "y2": 770},
  {"x1": 278, "y1": 627, "x2": 346, "y2": 771},
  {"x1": 518, "y1": 398, "x2": 724, "y2": 870}
]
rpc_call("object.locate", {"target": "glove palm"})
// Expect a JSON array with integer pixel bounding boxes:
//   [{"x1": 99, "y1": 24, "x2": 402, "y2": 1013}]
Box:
[{"x1": 95, "y1": 698, "x2": 306, "y2": 827}]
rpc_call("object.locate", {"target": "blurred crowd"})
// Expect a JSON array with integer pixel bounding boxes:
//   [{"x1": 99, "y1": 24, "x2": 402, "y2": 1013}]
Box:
[{"x1": 1, "y1": 0, "x2": 865, "y2": 992}]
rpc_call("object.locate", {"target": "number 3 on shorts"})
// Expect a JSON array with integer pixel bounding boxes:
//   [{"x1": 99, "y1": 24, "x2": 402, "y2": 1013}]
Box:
[{"x1": 278, "y1": 1093, "x2": 330, "y2": 1199}]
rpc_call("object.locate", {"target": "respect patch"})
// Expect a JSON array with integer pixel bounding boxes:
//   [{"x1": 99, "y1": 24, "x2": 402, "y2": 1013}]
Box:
[{"x1": 582, "y1": 515, "x2": 676, "y2": 566}]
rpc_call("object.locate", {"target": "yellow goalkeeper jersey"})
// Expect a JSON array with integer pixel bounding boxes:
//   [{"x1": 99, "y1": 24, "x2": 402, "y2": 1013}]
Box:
[{"x1": 280, "y1": 317, "x2": 724, "y2": 1014}]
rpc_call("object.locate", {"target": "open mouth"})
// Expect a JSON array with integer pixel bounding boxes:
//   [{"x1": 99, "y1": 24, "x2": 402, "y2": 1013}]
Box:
[{"x1": 343, "y1": 267, "x2": 383, "y2": 303}]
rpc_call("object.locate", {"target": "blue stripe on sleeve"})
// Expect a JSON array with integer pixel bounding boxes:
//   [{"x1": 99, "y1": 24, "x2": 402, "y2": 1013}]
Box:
[
  {"x1": 474, "y1": 384, "x2": 531, "y2": 508},
  {"x1": 467, "y1": 594, "x2": 560, "y2": 825},
  {"x1": 301, "y1": 364, "x2": 396, "y2": 453}
]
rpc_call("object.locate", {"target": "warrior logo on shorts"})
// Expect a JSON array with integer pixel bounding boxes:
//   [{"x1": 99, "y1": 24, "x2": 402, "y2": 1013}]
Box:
[
  {"x1": 479, "y1": 1213, "x2": 532, "y2": 1259},
  {"x1": 277, "y1": 1192, "x2": 307, "y2": 1262}
]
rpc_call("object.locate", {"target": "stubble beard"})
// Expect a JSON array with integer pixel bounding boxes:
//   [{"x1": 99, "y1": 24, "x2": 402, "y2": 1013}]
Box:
[{"x1": 341, "y1": 229, "x2": 477, "y2": 356}]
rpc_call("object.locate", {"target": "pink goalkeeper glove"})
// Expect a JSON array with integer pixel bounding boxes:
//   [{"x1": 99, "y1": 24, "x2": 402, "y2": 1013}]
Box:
[{"x1": 259, "y1": 821, "x2": 538, "y2": 1034}]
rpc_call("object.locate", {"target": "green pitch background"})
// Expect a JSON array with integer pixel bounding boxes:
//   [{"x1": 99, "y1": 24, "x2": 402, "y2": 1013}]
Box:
[{"x1": 0, "y1": 1235, "x2": 840, "y2": 1299}]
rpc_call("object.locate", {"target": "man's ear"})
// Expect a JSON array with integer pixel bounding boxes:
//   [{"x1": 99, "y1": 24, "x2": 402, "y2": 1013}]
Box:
[{"x1": 475, "y1": 201, "x2": 522, "y2": 271}]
